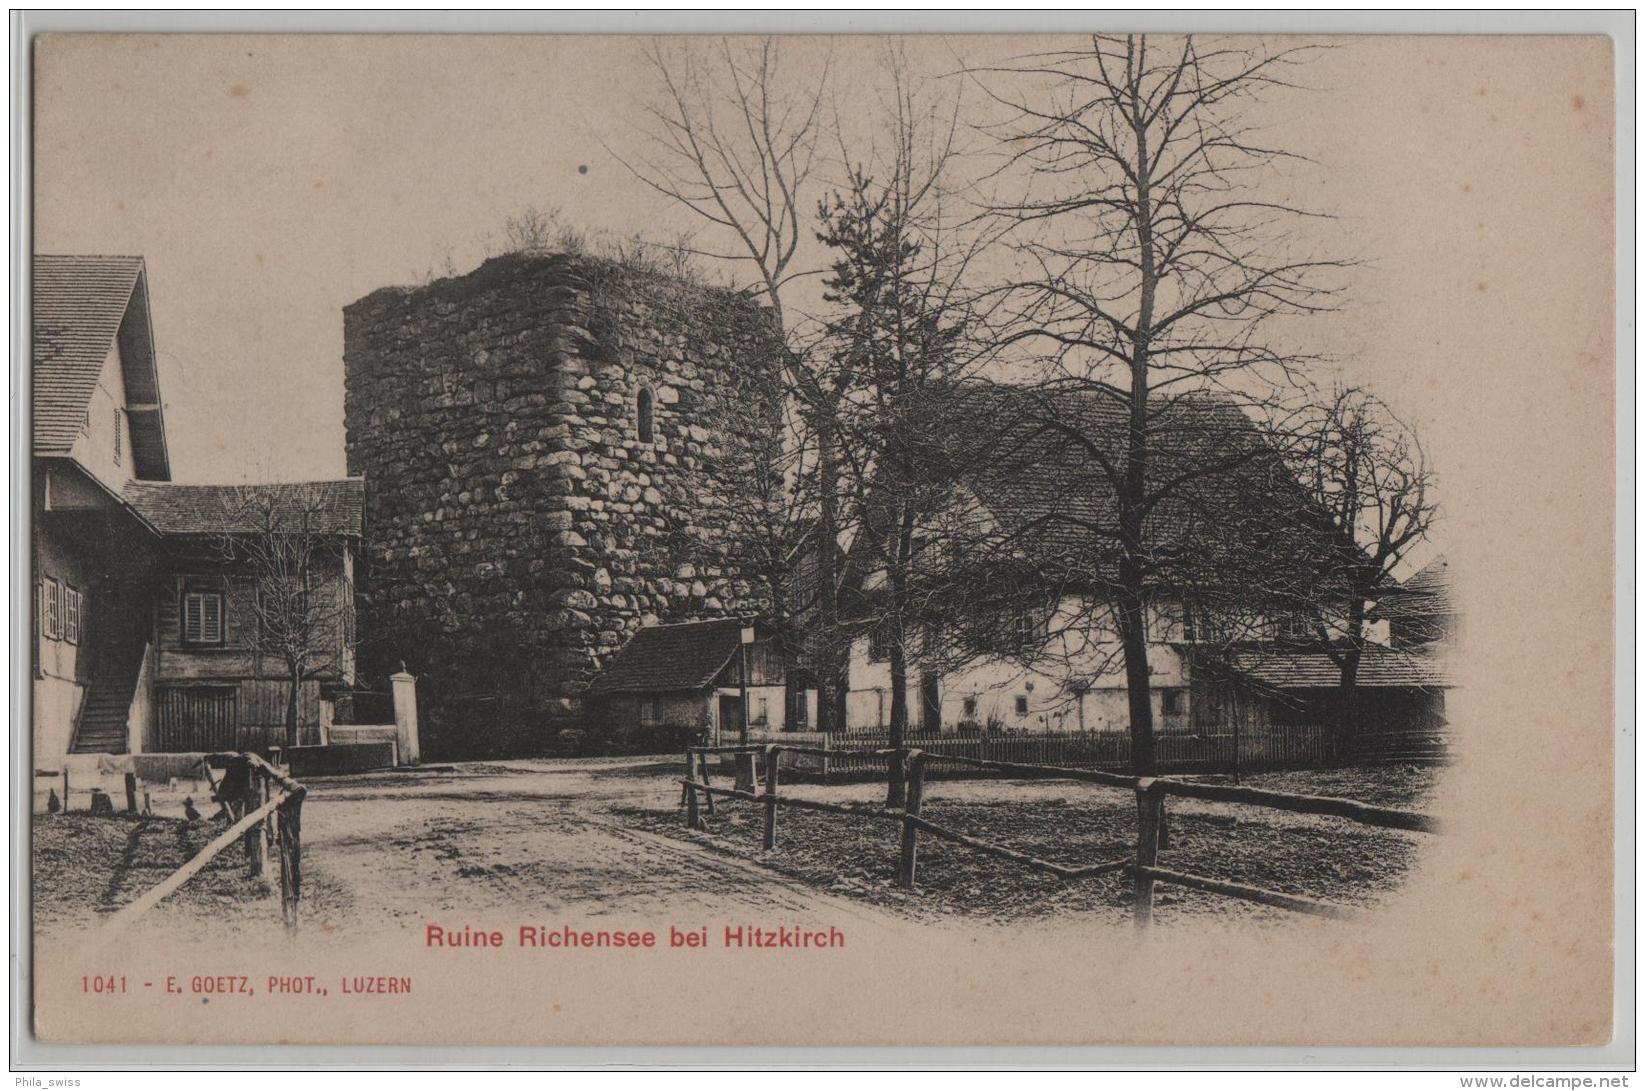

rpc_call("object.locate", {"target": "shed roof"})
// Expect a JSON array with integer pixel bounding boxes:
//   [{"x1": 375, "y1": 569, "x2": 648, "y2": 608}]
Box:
[
  {"x1": 122, "y1": 479, "x2": 365, "y2": 537},
  {"x1": 1226, "y1": 645, "x2": 1452, "y2": 690},
  {"x1": 33, "y1": 255, "x2": 170, "y2": 479},
  {"x1": 585, "y1": 619, "x2": 751, "y2": 696}
]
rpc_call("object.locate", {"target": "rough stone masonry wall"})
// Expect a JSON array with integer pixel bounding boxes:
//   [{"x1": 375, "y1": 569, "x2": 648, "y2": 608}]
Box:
[{"x1": 344, "y1": 252, "x2": 781, "y2": 751}]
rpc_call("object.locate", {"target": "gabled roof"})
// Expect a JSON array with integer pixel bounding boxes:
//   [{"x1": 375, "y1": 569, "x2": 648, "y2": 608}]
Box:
[
  {"x1": 33, "y1": 255, "x2": 170, "y2": 479},
  {"x1": 585, "y1": 619, "x2": 750, "y2": 696},
  {"x1": 1225, "y1": 645, "x2": 1451, "y2": 690},
  {"x1": 1374, "y1": 554, "x2": 1454, "y2": 622},
  {"x1": 122, "y1": 479, "x2": 365, "y2": 537},
  {"x1": 877, "y1": 381, "x2": 1329, "y2": 596}
]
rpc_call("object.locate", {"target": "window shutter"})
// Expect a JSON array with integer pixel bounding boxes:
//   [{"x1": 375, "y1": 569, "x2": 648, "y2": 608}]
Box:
[
  {"x1": 183, "y1": 593, "x2": 202, "y2": 643},
  {"x1": 202, "y1": 593, "x2": 223, "y2": 644},
  {"x1": 113, "y1": 407, "x2": 122, "y2": 465},
  {"x1": 64, "y1": 588, "x2": 80, "y2": 645},
  {"x1": 43, "y1": 579, "x2": 61, "y2": 640},
  {"x1": 182, "y1": 592, "x2": 223, "y2": 644}
]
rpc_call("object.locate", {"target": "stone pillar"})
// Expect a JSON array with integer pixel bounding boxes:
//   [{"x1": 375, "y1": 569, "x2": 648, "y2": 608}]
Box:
[{"x1": 390, "y1": 671, "x2": 421, "y2": 766}]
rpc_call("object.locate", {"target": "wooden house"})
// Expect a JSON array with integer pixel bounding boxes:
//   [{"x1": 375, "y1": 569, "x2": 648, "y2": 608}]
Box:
[{"x1": 32, "y1": 255, "x2": 363, "y2": 760}]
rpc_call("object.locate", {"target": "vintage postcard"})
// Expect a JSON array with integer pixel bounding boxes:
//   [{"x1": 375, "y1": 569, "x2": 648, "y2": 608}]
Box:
[{"x1": 22, "y1": 29, "x2": 1619, "y2": 1052}]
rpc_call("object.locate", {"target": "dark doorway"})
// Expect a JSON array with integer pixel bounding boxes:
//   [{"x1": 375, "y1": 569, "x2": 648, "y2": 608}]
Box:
[{"x1": 718, "y1": 694, "x2": 744, "y2": 742}]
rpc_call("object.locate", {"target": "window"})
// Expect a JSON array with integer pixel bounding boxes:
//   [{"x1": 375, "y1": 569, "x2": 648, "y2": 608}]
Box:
[
  {"x1": 1008, "y1": 606, "x2": 1050, "y2": 647},
  {"x1": 1014, "y1": 695, "x2": 1030, "y2": 716},
  {"x1": 41, "y1": 578, "x2": 61, "y2": 640},
  {"x1": 1161, "y1": 688, "x2": 1183, "y2": 716},
  {"x1": 182, "y1": 588, "x2": 224, "y2": 645},
  {"x1": 63, "y1": 586, "x2": 82, "y2": 645},
  {"x1": 962, "y1": 696, "x2": 979, "y2": 719},
  {"x1": 1181, "y1": 603, "x2": 1199, "y2": 643},
  {"x1": 636, "y1": 386, "x2": 655, "y2": 443},
  {"x1": 113, "y1": 407, "x2": 122, "y2": 465},
  {"x1": 753, "y1": 696, "x2": 769, "y2": 726},
  {"x1": 868, "y1": 626, "x2": 893, "y2": 664},
  {"x1": 1277, "y1": 612, "x2": 1313, "y2": 641}
]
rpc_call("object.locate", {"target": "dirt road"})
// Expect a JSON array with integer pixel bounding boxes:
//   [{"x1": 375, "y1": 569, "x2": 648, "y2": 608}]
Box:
[{"x1": 59, "y1": 758, "x2": 900, "y2": 952}]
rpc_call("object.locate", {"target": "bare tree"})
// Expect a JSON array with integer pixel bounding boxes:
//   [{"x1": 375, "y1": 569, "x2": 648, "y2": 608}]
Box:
[
  {"x1": 622, "y1": 37, "x2": 829, "y2": 326},
  {"x1": 977, "y1": 34, "x2": 1347, "y2": 773},
  {"x1": 621, "y1": 37, "x2": 863, "y2": 730},
  {"x1": 1280, "y1": 386, "x2": 1437, "y2": 746},
  {"x1": 220, "y1": 485, "x2": 353, "y2": 749}
]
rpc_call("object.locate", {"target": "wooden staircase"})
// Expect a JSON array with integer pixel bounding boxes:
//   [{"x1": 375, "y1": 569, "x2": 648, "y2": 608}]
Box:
[
  {"x1": 70, "y1": 670, "x2": 142, "y2": 753},
  {"x1": 70, "y1": 599, "x2": 149, "y2": 755}
]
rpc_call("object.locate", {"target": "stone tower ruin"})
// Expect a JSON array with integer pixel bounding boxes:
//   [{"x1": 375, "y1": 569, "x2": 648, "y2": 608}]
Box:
[{"x1": 343, "y1": 252, "x2": 784, "y2": 755}]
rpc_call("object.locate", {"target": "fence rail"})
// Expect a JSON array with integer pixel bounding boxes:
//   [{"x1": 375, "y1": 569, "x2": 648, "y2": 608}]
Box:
[
  {"x1": 736, "y1": 724, "x2": 1364, "y2": 778},
  {"x1": 99, "y1": 752, "x2": 306, "y2": 936},
  {"x1": 681, "y1": 743, "x2": 1439, "y2": 925}
]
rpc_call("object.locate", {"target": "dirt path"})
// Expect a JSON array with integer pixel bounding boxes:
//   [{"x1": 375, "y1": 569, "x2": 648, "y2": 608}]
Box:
[{"x1": 53, "y1": 758, "x2": 900, "y2": 952}]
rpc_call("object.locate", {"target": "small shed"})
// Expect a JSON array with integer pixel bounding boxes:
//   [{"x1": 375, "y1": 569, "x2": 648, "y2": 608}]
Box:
[
  {"x1": 1196, "y1": 645, "x2": 1453, "y2": 734},
  {"x1": 583, "y1": 619, "x2": 794, "y2": 741}
]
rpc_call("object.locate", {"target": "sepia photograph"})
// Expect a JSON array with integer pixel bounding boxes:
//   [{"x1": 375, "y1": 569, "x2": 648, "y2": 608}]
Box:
[{"x1": 16, "y1": 21, "x2": 1624, "y2": 1061}]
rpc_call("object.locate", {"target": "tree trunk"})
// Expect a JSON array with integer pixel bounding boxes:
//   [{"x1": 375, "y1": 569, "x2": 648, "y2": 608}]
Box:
[
  {"x1": 814, "y1": 417, "x2": 846, "y2": 734},
  {"x1": 886, "y1": 632, "x2": 909, "y2": 808},
  {"x1": 284, "y1": 665, "x2": 302, "y2": 750},
  {"x1": 1119, "y1": 98, "x2": 1160, "y2": 778},
  {"x1": 1117, "y1": 587, "x2": 1156, "y2": 775},
  {"x1": 1334, "y1": 592, "x2": 1368, "y2": 764}
]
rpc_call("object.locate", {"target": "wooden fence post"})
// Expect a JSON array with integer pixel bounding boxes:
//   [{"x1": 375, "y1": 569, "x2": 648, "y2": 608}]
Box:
[
  {"x1": 898, "y1": 750, "x2": 926, "y2": 890},
  {"x1": 761, "y1": 746, "x2": 780, "y2": 850},
  {"x1": 277, "y1": 792, "x2": 303, "y2": 933},
  {"x1": 1133, "y1": 778, "x2": 1164, "y2": 928},
  {"x1": 246, "y1": 771, "x2": 267, "y2": 878},
  {"x1": 699, "y1": 751, "x2": 716, "y2": 816},
  {"x1": 684, "y1": 749, "x2": 702, "y2": 831},
  {"x1": 124, "y1": 772, "x2": 138, "y2": 815}
]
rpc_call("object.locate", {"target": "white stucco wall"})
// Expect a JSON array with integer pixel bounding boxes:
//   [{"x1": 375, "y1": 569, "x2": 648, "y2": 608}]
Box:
[
  {"x1": 128, "y1": 641, "x2": 156, "y2": 754},
  {"x1": 68, "y1": 342, "x2": 135, "y2": 493},
  {"x1": 843, "y1": 594, "x2": 1198, "y2": 734},
  {"x1": 33, "y1": 675, "x2": 83, "y2": 765}
]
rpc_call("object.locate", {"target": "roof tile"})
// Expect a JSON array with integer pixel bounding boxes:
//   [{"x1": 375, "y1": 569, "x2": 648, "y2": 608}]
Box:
[
  {"x1": 586, "y1": 620, "x2": 747, "y2": 696},
  {"x1": 1227, "y1": 645, "x2": 1451, "y2": 689},
  {"x1": 122, "y1": 479, "x2": 365, "y2": 537}
]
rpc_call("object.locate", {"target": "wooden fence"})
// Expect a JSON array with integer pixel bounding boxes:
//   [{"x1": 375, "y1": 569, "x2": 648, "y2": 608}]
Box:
[
  {"x1": 99, "y1": 752, "x2": 307, "y2": 936},
  {"x1": 681, "y1": 743, "x2": 1440, "y2": 925},
  {"x1": 743, "y1": 724, "x2": 1345, "y2": 779}
]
